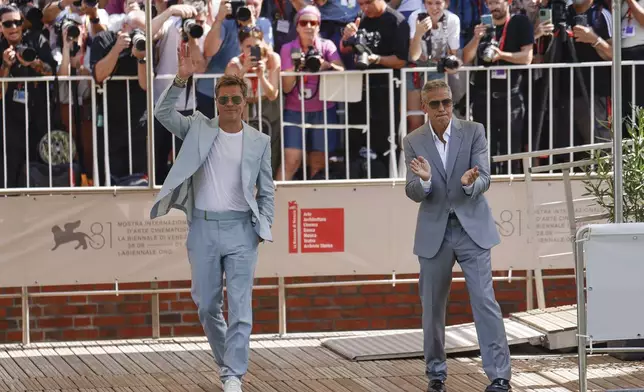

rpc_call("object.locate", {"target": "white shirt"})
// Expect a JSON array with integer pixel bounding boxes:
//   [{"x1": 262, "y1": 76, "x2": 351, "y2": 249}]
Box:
[
  {"x1": 419, "y1": 120, "x2": 473, "y2": 195},
  {"x1": 194, "y1": 129, "x2": 250, "y2": 212},
  {"x1": 154, "y1": 16, "x2": 210, "y2": 111},
  {"x1": 622, "y1": 0, "x2": 644, "y2": 48},
  {"x1": 408, "y1": 10, "x2": 460, "y2": 65}
]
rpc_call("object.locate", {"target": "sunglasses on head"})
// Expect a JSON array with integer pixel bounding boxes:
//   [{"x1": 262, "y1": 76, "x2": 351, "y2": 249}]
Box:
[
  {"x1": 2, "y1": 19, "x2": 23, "y2": 28},
  {"x1": 426, "y1": 98, "x2": 453, "y2": 109},
  {"x1": 217, "y1": 95, "x2": 243, "y2": 105},
  {"x1": 298, "y1": 20, "x2": 319, "y2": 27}
]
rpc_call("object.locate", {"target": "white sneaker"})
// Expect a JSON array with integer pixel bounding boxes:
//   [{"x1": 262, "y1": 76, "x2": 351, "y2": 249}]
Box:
[{"x1": 223, "y1": 377, "x2": 242, "y2": 392}]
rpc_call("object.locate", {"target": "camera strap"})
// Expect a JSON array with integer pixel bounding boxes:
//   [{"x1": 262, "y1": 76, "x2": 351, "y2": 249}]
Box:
[{"x1": 498, "y1": 16, "x2": 511, "y2": 52}]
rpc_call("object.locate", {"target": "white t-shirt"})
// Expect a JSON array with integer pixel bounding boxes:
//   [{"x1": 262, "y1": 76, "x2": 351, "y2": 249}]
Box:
[
  {"x1": 194, "y1": 129, "x2": 250, "y2": 213},
  {"x1": 408, "y1": 9, "x2": 460, "y2": 65},
  {"x1": 622, "y1": 0, "x2": 644, "y2": 48},
  {"x1": 154, "y1": 16, "x2": 210, "y2": 111},
  {"x1": 398, "y1": 0, "x2": 423, "y2": 14}
]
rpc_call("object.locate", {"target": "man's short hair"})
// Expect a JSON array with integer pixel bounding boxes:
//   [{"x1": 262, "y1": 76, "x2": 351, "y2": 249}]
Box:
[
  {"x1": 215, "y1": 75, "x2": 248, "y2": 99},
  {"x1": 183, "y1": 0, "x2": 207, "y2": 15},
  {"x1": 421, "y1": 79, "x2": 452, "y2": 103}
]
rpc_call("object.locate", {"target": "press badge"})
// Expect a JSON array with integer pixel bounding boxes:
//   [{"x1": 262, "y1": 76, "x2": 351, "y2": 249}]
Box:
[
  {"x1": 491, "y1": 69, "x2": 507, "y2": 79},
  {"x1": 623, "y1": 24, "x2": 635, "y2": 38},
  {"x1": 277, "y1": 20, "x2": 290, "y2": 34},
  {"x1": 12, "y1": 88, "x2": 26, "y2": 104}
]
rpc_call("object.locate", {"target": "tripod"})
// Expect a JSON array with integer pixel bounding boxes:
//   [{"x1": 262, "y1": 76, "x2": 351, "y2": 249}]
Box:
[{"x1": 534, "y1": 23, "x2": 591, "y2": 155}]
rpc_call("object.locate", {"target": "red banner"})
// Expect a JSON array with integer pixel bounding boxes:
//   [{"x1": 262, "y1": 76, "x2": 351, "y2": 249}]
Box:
[
  {"x1": 288, "y1": 201, "x2": 299, "y2": 253},
  {"x1": 300, "y1": 208, "x2": 344, "y2": 253}
]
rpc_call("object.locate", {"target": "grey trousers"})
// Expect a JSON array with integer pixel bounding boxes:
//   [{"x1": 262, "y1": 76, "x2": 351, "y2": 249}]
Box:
[
  {"x1": 419, "y1": 216, "x2": 511, "y2": 382},
  {"x1": 187, "y1": 208, "x2": 259, "y2": 383}
]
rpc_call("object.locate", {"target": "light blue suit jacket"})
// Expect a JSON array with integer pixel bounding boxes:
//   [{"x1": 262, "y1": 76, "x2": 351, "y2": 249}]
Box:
[
  {"x1": 150, "y1": 84, "x2": 275, "y2": 242},
  {"x1": 403, "y1": 118, "x2": 500, "y2": 259}
]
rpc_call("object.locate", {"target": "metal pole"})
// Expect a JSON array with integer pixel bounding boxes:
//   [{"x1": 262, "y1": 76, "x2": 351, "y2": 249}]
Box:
[
  {"x1": 576, "y1": 226, "x2": 590, "y2": 392},
  {"x1": 144, "y1": 0, "x2": 155, "y2": 188},
  {"x1": 151, "y1": 282, "x2": 160, "y2": 339},
  {"x1": 278, "y1": 277, "x2": 287, "y2": 336},
  {"x1": 612, "y1": 0, "x2": 623, "y2": 223},
  {"x1": 21, "y1": 287, "x2": 29, "y2": 345}
]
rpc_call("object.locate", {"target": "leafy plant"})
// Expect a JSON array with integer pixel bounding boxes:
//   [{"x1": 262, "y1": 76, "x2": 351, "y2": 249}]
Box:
[{"x1": 583, "y1": 106, "x2": 644, "y2": 223}]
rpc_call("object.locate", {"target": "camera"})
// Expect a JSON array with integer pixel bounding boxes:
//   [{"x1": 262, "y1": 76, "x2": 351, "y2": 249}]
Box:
[
  {"x1": 477, "y1": 26, "x2": 499, "y2": 63},
  {"x1": 181, "y1": 18, "x2": 204, "y2": 41},
  {"x1": 228, "y1": 0, "x2": 252, "y2": 22},
  {"x1": 292, "y1": 46, "x2": 322, "y2": 72},
  {"x1": 72, "y1": 0, "x2": 98, "y2": 7},
  {"x1": 551, "y1": 0, "x2": 568, "y2": 26},
  {"x1": 342, "y1": 29, "x2": 381, "y2": 70},
  {"x1": 130, "y1": 29, "x2": 146, "y2": 51},
  {"x1": 59, "y1": 18, "x2": 81, "y2": 40},
  {"x1": 436, "y1": 55, "x2": 460, "y2": 73},
  {"x1": 15, "y1": 43, "x2": 37, "y2": 62}
]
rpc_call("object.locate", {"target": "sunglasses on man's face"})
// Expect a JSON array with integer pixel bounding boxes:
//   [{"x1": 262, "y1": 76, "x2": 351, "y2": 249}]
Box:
[
  {"x1": 426, "y1": 98, "x2": 453, "y2": 110},
  {"x1": 217, "y1": 95, "x2": 244, "y2": 105},
  {"x1": 2, "y1": 19, "x2": 23, "y2": 28}
]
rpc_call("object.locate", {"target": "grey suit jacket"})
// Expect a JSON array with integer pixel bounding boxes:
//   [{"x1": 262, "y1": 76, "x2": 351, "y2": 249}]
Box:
[
  {"x1": 150, "y1": 84, "x2": 275, "y2": 242},
  {"x1": 403, "y1": 118, "x2": 500, "y2": 259}
]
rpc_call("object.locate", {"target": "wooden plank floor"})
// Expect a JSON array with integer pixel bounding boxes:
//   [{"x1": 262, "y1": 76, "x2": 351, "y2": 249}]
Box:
[{"x1": 1, "y1": 335, "x2": 643, "y2": 392}]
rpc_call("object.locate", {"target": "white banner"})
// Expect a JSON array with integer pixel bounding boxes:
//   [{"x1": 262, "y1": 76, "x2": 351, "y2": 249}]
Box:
[{"x1": 0, "y1": 179, "x2": 604, "y2": 287}]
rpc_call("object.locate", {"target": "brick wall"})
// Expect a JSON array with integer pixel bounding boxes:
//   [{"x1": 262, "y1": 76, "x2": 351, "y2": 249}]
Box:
[{"x1": 0, "y1": 270, "x2": 577, "y2": 343}]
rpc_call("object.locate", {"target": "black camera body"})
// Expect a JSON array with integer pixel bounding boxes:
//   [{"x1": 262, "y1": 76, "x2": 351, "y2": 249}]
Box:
[
  {"x1": 477, "y1": 26, "x2": 499, "y2": 63},
  {"x1": 130, "y1": 28, "x2": 146, "y2": 51},
  {"x1": 551, "y1": 0, "x2": 568, "y2": 26},
  {"x1": 54, "y1": 16, "x2": 82, "y2": 56},
  {"x1": 181, "y1": 18, "x2": 204, "y2": 41},
  {"x1": 342, "y1": 29, "x2": 381, "y2": 70},
  {"x1": 228, "y1": 0, "x2": 252, "y2": 22},
  {"x1": 292, "y1": 45, "x2": 322, "y2": 72},
  {"x1": 436, "y1": 55, "x2": 460, "y2": 73}
]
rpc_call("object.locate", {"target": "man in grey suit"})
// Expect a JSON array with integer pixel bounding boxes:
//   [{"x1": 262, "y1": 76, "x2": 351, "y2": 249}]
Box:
[
  {"x1": 403, "y1": 79, "x2": 512, "y2": 392},
  {"x1": 151, "y1": 46, "x2": 274, "y2": 392}
]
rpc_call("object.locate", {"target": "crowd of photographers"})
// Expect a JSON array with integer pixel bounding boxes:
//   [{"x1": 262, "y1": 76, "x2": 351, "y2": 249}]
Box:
[{"x1": 0, "y1": 0, "x2": 642, "y2": 188}]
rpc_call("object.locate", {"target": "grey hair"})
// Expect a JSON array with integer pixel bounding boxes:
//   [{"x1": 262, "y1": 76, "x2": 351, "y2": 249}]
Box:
[
  {"x1": 420, "y1": 79, "x2": 452, "y2": 103},
  {"x1": 184, "y1": 0, "x2": 208, "y2": 15}
]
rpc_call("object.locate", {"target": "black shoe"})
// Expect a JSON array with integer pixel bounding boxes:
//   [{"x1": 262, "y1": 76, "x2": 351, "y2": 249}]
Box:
[
  {"x1": 427, "y1": 379, "x2": 446, "y2": 392},
  {"x1": 485, "y1": 378, "x2": 512, "y2": 392}
]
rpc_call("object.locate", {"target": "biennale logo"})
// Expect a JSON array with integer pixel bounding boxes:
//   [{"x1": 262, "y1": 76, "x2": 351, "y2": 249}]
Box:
[{"x1": 51, "y1": 220, "x2": 109, "y2": 251}]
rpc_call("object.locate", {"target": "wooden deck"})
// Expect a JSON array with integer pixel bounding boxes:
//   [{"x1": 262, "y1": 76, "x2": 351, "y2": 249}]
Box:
[{"x1": 0, "y1": 334, "x2": 643, "y2": 392}]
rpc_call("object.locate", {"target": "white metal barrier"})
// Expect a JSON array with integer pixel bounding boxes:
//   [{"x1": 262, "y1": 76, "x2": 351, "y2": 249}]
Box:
[{"x1": 575, "y1": 223, "x2": 644, "y2": 392}]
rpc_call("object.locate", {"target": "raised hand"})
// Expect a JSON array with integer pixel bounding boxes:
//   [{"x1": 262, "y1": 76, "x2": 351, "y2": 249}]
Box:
[
  {"x1": 410, "y1": 156, "x2": 431, "y2": 181},
  {"x1": 461, "y1": 166, "x2": 479, "y2": 186},
  {"x1": 177, "y1": 43, "x2": 195, "y2": 80}
]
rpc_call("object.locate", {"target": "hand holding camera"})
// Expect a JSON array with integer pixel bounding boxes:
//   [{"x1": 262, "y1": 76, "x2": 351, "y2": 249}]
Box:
[
  {"x1": 170, "y1": 4, "x2": 197, "y2": 19},
  {"x1": 3, "y1": 46, "x2": 16, "y2": 68},
  {"x1": 415, "y1": 13, "x2": 432, "y2": 38},
  {"x1": 572, "y1": 24, "x2": 597, "y2": 44}
]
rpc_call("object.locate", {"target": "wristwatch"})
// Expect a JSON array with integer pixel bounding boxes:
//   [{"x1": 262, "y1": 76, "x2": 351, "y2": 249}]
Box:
[{"x1": 173, "y1": 75, "x2": 188, "y2": 88}]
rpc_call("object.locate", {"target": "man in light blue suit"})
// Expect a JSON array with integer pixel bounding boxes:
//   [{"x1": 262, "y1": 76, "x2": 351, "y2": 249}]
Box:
[
  {"x1": 403, "y1": 79, "x2": 512, "y2": 392},
  {"x1": 151, "y1": 46, "x2": 274, "y2": 392}
]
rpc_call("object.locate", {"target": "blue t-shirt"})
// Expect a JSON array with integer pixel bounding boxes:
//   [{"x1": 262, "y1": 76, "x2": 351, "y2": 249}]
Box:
[{"x1": 196, "y1": 17, "x2": 273, "y2": 98}]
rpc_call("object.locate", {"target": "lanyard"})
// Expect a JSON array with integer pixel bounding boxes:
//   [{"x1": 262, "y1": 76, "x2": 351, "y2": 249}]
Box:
[
  {"x1": 273, "y1": 0, "x2": 286, "y2": 19},
  {"x1": 498, "y1": 16, "x2": 511, "y2": 52}
]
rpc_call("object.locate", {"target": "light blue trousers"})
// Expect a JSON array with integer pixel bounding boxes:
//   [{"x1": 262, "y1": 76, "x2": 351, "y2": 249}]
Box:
[{"x1": 187, "y1": 208, "x2": 259, "y2": 383}]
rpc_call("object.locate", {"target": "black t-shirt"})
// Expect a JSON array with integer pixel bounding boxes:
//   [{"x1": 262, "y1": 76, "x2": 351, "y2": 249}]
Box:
[
  {"x1": 561, "y1": 4, "x2": 612, "y2": 97},
  {"x1": 472, "y1": 14, "x2": 534, "y2": 93},
  {"x1": 355, "y1": 7, "x2": 409, "y2": 83},
  {"x1": 0, "y1": 31, "x2": 57, "y2": 110},
  {"x1": 90, "y1": 31, "x2": 146, "y2": 126}
]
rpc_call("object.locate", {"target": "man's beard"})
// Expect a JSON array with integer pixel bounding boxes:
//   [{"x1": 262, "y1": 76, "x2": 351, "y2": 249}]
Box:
[{"x1": 492, "y1": 9, "x2": 507, "y2": 20}]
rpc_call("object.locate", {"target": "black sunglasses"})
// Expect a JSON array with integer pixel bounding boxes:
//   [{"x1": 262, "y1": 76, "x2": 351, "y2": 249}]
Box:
[
  {"x1": 217, "y1": 95, "x2": 243, "y2": 105},
  {"x1": 427, "y1": 98, "x2": 453, "y2": 109},
  {"x1": 2, "y1": 19, "x2": 23, "y2": 28}
]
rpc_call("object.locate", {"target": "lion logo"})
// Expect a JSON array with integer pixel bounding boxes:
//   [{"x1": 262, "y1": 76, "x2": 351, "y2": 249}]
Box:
[{"x1": 51, "y1": 221, "x2": 96, "y2": 250}]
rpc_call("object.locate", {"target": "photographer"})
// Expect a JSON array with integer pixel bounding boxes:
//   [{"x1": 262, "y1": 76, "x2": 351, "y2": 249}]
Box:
[
  {"x1": 43, "y1": 0, "x2": 108, "y2": 44},
  {"x1": 549, "y1": 0, "x2": 612, "y2": 153},
  {"x1": 277, "y1": 6, "x2": 344, "y2": 180},
  {"x1": 622, "y1": 0, "x2": 644, "y2": 122},
  {"x1": 90, "y1": 10, "x2": 147, "y2": 185},
  {"x1": 151, "y1": 0, "x2": 209, "y2": 184},
  {"x1": 463, "y1": 0, "x2": 534, "y2": 174},
  {"x1": 407, "y1": 0, "x2": 461, "y2": 130},
  {"x1": 225, "y1": 26, "x2": 280, "y2": 103},
  {"x1": 340, "y1": 0, "x2": 409, "y2": 177},
  {"x1": 0, "y1": 5, "x2": 57, "y2": 188},
  {"x1": 197, "y1": 0, "x2": 273, "y2": 118}
]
